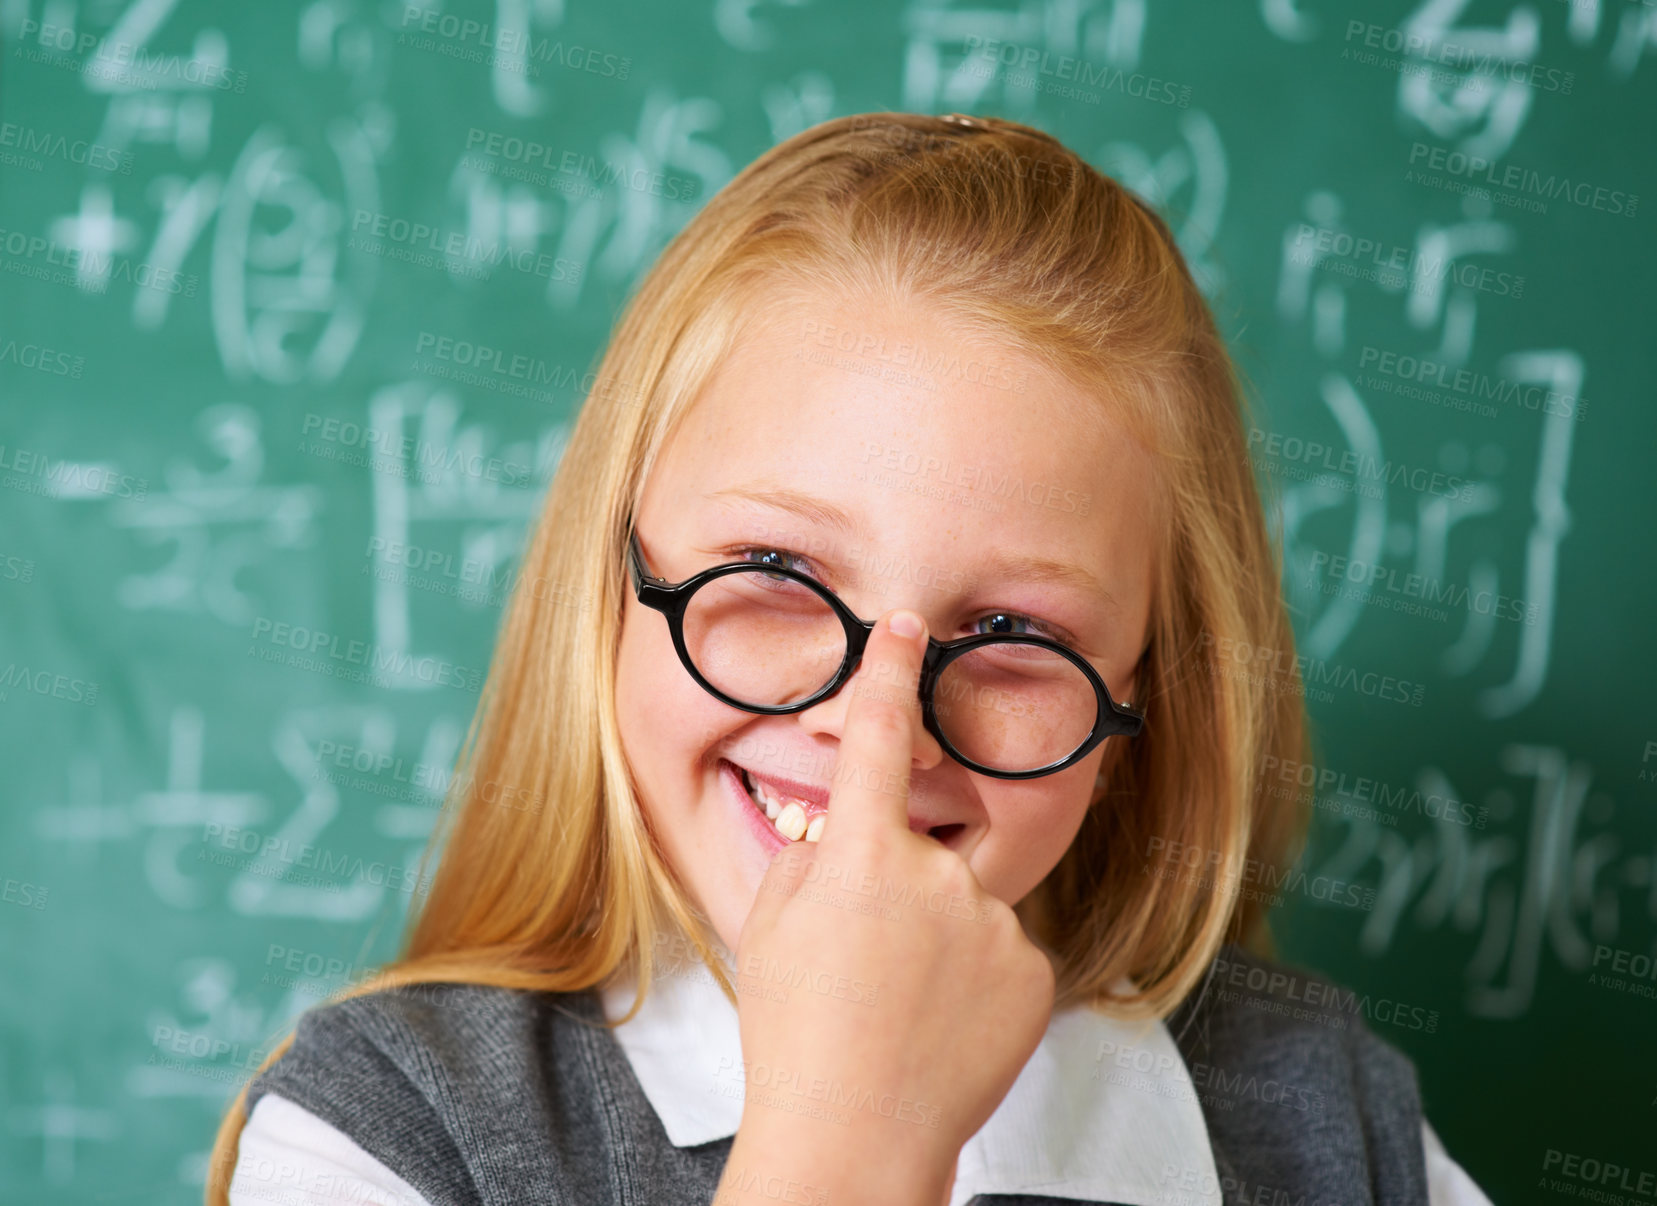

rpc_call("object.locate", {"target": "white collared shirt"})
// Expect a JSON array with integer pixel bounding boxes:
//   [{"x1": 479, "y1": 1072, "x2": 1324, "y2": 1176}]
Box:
[
  {"x1": 599, "y1": 957, "x2": 1222, "y2": 1205},
  {"x1": 232, "y1": 961, "x2": 1494, "y2": 1206},
  {"x1": 593, "y1": 959, "x2": 1491, "y2": 1206}
]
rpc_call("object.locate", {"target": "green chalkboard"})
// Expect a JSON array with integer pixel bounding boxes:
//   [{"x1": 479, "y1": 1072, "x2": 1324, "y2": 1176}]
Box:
[{"x1": 2, "y1": 2, "x2": 1654, "y2": 1203}]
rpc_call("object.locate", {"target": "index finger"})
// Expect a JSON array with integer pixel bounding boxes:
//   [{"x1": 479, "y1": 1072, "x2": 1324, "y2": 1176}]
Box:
[{"x1": 821, "y1": 609, "x2": 930, "y2": 844}]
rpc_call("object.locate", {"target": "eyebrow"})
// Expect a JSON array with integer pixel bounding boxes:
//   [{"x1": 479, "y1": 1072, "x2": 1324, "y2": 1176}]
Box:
[
  {"x1": 707, "y1": 484, "x2": 1120, "y2": 610},
  {"x1": 709, "y1": 485, "x2": 864, "y2": 540}
]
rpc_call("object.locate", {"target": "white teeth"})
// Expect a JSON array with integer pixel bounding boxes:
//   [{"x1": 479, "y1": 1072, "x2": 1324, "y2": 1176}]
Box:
[
  {"x1": 748, "y1": 772, "x2": 812, "y2": 824},
  {"x1": 775, "y1": 801, "x2": 808, "y2": 841},
  {"x1": 740, "y1": 768, "x2": 824, "y2": 842}
]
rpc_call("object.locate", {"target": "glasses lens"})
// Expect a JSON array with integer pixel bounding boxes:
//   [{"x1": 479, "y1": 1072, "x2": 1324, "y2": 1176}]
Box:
[
  {"x1": 682, "y1": 566, "x2": 847, "y2": 706},
  {"x1": 932, "y1": 643, "x2": 1098, "y2": 773}
]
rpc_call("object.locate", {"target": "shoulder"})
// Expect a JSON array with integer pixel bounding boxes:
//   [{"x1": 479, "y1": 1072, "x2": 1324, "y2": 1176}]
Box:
[
  {"x1": 246, "y1": 982, "x2": 606, "y2": 1206},
  {"x1": 1167, "y1": 944, "x2": 1431, "y2": 1199},
  {"x1": 288, "y1": 979, "x2": 566, "y2": 1048},
  {"x1": 256, "y1": 980, "x2": 600, "y2": 1094},
  {"x1": 1171, "y1": 942, "x2": 1424, "y2": 1088}
]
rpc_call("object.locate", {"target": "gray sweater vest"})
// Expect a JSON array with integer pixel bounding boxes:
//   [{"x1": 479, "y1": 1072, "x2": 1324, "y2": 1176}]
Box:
[{"x1": 243, "y1": 944, "x2": 1428, "y2": 1205}]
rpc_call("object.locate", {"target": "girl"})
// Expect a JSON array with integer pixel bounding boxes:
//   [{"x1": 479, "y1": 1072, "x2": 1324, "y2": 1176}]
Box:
[{"x1": 210, "y1": 112, "x2": 1490, "y2": 1206}]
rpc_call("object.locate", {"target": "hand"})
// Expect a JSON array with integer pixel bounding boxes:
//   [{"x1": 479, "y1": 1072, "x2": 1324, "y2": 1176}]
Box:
[{"x1": 715, "y1": 610, "x2": 1057, "y2": 1206}]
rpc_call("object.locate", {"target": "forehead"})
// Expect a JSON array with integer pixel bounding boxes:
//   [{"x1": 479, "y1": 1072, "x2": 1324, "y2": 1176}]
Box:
[{"x1": 642, "y1": 292, "x2": 1156, "y2": 565}]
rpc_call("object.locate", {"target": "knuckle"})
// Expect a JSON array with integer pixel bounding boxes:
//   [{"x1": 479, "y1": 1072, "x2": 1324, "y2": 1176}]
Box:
[
  {"x1": 922, "y1": 851, "x2": 976, "y2": 901},
  {"x1": 973, "y1": 891, "x2": 1011, "y2": 929},
  {"x1": 988, "y1": 899, "x2": 1036, "y2": 947},
  {"x1": 1028, "y1": 947, "x2": 1057, "y2": 990},
  {"x1": 1021, "y1": 945, "x2": 1058, "y2": 996}
]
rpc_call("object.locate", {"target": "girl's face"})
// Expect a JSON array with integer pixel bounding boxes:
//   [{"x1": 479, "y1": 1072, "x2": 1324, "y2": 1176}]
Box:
[{"x1": 615, "y1": 293, "x2": 1157, "y2": 955}]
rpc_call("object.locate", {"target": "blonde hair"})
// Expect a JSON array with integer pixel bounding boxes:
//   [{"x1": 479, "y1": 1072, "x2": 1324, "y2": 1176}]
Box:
[{"x1": 205, "y1": 111, "x2": 1309, "y2": 1203}]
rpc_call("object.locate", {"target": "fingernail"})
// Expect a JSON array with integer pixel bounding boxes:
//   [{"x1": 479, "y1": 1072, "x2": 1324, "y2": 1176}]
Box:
[{"x1": 889, "y1": 610, "x2": 924, "y2": 640}]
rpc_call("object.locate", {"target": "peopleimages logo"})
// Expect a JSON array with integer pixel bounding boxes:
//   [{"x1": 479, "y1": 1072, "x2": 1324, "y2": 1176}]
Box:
[
  {"x1": 15, "y1": 18, "x2": 250, "y2": 91},
  {"x1": 1247, "y1": 427, "x2": 1472, "y2": 501},
  {"x1": 1143, "y1": 836, "x2": 1374, "y2": 910},
  {"x1": 300, "y1": 413, "x2": 530, "y2": 485},
  {"x1": 0, "y1": 663, "x2": 100, "y2": 706},
  {"x1": 1291, "y1": 224, "x2": 1525, "y2": 299},
  {"x1": 248, "y1": 617, "x2": 483, "y2": 692},
  {"x1": 1211, "y1": 955, "x2": 1441, "y2": 1034},
  {"x1": 1257, "y1": 755, "x2": 1488, "y2": 827},
  {"x1": 413, "y1": 331, "x2": 605, "y2": 396},
  {"x1": 0, "y1": 227, "x2": 198, "y2": 295},
  {"x1": 462, "y1": 130, "x2": 699, "y2": 200},
  {"x1": 712, "y1": 1055, "x2": 943, "y2": 1129},
  {"x1": 202, "y1": 824, "x2": 434, "y2": 897},
  {"x1": 0, "y1": 340, "x2": 85, "y2": 378},
  {"x1": 1, "y1": 875, "x2": 48, "y2": 911},
  {"x1": 1406, "y1": 142, "x2": 1638, "y2": 217},
  {"x1": 0, "y1": 122, "x2": 133, "y2": 173},
  {"x1": 1343, "y1": 19, "x2": 1576, "y2": 93},
  {"x1": 857, "y1": 441, "x2": 1090, "y2": 515},
  {"x1": 1307, "y1": 550, "x2": 1540, "y2": 627},
  {"x1": 958, "y1": 34, "x2": 1192, "y2": 107},
  {"x1": 347, "y1": 210, "x2": 582, "y2": 283},
  {"x1": 1198, "y1": 632, "x2": 1427, "y2": 708},
  {"x1": 396, "y1": 6, "x2": 631, "y2": 78},
  {"x1": 1357, "y1": 346, "x2": 1586, "y2": 421},
  {"x1": 803, "y1": 319, "x2": 1032, "y2": 394},
  {"x1": 1541, "y1": 1149, "x2": 1657, "y2": 1199},
  {"x1": 0, "y1": 443, "x2": 147, "y2": 499}
]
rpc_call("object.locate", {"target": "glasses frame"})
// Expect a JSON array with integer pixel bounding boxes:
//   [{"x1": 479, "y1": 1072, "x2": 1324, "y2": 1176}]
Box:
[{"x1": 626, "y1": 532, "x2": 1144, "y2": 780}]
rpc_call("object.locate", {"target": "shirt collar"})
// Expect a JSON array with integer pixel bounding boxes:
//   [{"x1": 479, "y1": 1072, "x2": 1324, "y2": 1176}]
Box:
[{"x1": 600, "y1": 953, "x2": 1221, "y2": 1206}]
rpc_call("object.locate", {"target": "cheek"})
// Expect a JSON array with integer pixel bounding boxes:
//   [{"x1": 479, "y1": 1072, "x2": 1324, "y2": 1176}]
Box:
[
  {"x1": 617, "y1": 611, "x2": 694, "y2": 777},
  {"x1": 976, "y1": 790, "x2": 1091, "y2": 902},
  {"x1": 616, "y1": 607, "x2": 731, "y2": 794}
]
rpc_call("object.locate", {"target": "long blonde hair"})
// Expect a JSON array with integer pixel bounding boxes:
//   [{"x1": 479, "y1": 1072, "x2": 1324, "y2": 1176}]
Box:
[{"x1": 206, "y1": 111, "x2": 1309, "y2": 1203}]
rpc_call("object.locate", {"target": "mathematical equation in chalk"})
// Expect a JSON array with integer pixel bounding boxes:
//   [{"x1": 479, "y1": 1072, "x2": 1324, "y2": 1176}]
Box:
[{"x1": 1307, "y1": 742, "x2": 1655, "y2": 1019}]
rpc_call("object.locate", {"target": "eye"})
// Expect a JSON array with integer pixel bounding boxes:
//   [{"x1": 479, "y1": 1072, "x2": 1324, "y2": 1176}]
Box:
[
  {"x1": 728, "y1": 547, "x2": 1080, "y2": 647},
  {"x1": 731, "y1": 545, "x2": 820, "y2": 583},
  {"x1": 970, "y1": 610, "x2": 1072, "y2": 646}
]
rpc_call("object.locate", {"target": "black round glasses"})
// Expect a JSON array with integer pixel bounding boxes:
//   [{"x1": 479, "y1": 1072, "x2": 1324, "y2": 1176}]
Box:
[{"x1": 627, "y1": 532, "x2": 1144, "y2": 779}]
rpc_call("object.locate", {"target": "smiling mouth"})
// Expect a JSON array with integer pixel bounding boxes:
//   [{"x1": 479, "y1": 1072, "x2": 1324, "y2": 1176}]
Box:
[
  {"x1": 738, "y1": 763, "x2": 826, "y2": 842},
  {"x1": 731, "y1": 761, "x2": 964, "y2": 845}
]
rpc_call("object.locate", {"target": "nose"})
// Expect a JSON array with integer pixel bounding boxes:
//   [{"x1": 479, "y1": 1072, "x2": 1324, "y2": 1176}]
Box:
[{"x1": 793, "y1": 621, "x2": 947, "y2": 773}]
